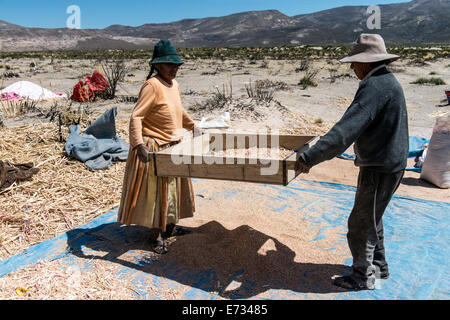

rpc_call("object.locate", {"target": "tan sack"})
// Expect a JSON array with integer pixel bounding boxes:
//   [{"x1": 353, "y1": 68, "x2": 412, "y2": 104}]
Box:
[{"x1": 421, "y1": 115, "x2": 450, "y2": 188}]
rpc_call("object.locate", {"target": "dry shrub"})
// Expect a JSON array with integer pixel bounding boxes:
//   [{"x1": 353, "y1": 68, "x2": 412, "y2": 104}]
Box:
[
  {"x1": 245, "y1": 80, "x2": 275, "y2": 103},
  {"x1": 98, "y1": 59, "x2": 128, "y2": 99},
  {"x1": 299, "y1": 69, "x2": 319, "y2": 90},
  {"x1": 0, "y1": 99, "x2": 40, "y2": 119},
  {"x1": 43, "y1": 101, "x2": 93, "y2": 142},
  {"x1": 255, "y1": 79, "x2": 288, "y2": 91},
  {"x1": 411, "y1": 77, "x2": 446, "y2": 85},
  {"x1": 295, "y1": 58, "x2": 310, "y2": 72}
]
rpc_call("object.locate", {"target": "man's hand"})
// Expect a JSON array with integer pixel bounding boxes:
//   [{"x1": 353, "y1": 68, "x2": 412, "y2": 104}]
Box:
[
  {"x1": 193, "y1": 126, "x2": 204, "y2": 137},
  {"x1": 295, "y1": 156, "x2": 311, "y2": 174},
  {"x1": 136, "y1": 144, "x2": 151, "y2": 163}
]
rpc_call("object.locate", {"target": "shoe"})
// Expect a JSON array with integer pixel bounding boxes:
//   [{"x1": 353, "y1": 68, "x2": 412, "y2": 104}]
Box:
[
  {"x1": 332, "y1": 275, "x2": 375, "y2": 291},
  {"x1": 375, "y1": 265, "x2": 390, "y2": 279},
  {"x1": 378, "y1": 270, "x2": 390, "y2": 279}
]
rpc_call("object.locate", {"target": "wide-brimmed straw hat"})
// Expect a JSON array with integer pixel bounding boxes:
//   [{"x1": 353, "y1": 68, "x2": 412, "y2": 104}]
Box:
[
  {"x1": 340, "y1": 34, "x2": 400, "y2": 64},
  {"x1": 150, "y1": 39, "x2": 184, "y2": 66}
]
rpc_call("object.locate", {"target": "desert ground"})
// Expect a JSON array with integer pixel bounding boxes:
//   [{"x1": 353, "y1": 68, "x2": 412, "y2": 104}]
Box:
[{"x1": 0, "y1": 52, "x2": 449, "y2": 299}]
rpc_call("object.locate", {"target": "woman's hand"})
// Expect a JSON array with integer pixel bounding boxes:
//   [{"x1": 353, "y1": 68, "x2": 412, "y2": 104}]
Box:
[
  {"x1": 136, "y1": 144, "x2": 151, "y2": 163},
  {"x1": 193, "y1": 127, "x2": 204, "y2": 137}
]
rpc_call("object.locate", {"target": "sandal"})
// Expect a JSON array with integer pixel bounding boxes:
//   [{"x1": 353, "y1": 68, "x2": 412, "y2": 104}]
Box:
[
  {"x1": 332, "y1": 275, "x2": 375, "y2": 291},
  {"x1": 173, "y1": 226, "x2": 192, "y2": 236},
  {"x1": 164, "y1": 224, "x2": 192, "y2": 238},
  {"x1": 151, "y1": 238, "x2": 168, "y2": 254}
]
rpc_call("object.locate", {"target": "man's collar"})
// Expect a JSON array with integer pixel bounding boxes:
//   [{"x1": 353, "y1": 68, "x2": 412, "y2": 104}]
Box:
[{"x1": 359, "y1": 64, "x2": 386, "y2": 86}]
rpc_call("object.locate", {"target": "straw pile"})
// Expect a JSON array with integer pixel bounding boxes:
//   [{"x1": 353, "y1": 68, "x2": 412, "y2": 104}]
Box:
[
  {"x1": 0, "y1": 259, "x2": 136, "y2": 300},
  {"x1": 0, "y1": 119, "x2": 130, "y2": 260}
]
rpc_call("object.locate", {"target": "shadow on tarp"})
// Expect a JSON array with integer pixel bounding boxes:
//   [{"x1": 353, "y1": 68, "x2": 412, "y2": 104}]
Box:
[
  {"x1": 1, "y1": 180, "x2": 449, "y2": 300},
  {"x1": 64, "y1": 220, "x2": 350, "y2": 299},
  {"x1": 400, "y1": 177, "x2": 440, "y2": 189}
]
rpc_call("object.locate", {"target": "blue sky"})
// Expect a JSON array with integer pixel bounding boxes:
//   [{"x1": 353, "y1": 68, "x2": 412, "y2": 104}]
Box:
[{"x1": 0, "y1": 0, "x2": 411, "y2": 29}]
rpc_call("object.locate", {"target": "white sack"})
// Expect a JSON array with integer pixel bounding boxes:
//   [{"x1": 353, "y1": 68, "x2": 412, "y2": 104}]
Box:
[{"x1": 420, "y1": 115, "x2": 450, "y2": 188}]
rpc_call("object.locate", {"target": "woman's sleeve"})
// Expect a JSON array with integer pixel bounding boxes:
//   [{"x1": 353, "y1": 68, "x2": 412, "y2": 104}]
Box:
[
  {"x1": 182, "y1": 108, "x2": 195, "y2": 131},
  {"x1": 129, "y1": 82, "x2": 156, "y2": 149}
]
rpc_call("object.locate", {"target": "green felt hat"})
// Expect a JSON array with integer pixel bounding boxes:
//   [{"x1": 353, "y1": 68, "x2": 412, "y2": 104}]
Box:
[{"x1": 150, "y1": 40, "x2": 184, "y2": 66}]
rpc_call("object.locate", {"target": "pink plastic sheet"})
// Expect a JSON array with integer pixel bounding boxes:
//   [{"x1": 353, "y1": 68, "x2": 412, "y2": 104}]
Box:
[{"x1": 1, "y1": 92, "x2": 23, "y2": 101}]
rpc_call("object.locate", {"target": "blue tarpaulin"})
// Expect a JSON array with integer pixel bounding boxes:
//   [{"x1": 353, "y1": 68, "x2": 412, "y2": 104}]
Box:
[
  {"x1": 1, "y1": 179, "x2": 448, "y2": 300},
  {"x1": 65, "y1": 107, "x2": 129, "y2": 170},
  {"x1": 339, "y1": 136, "x2": 430, "y2": 172},
  {"x1": 408, "y1": 136, "x2": 430, "y2": 158}
]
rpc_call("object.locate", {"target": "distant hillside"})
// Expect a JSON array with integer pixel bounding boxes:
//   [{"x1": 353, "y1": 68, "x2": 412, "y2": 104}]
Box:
[{"x1": 1, "y1": 0, "x2": 449, "y2": 51}]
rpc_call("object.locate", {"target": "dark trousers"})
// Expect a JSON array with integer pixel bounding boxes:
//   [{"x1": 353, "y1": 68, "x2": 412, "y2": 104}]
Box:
[{"x1": 347, "y1": 168, "x2": 404, "y2": 281}]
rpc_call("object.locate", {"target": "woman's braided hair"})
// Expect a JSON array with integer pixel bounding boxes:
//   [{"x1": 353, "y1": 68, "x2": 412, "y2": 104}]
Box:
[{"x1": 146, "y1": 65, "x2": 156, "y2": 81}]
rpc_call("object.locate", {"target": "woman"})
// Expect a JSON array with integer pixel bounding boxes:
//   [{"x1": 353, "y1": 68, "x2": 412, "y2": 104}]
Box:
[{"x1": 118, "y1": 39, "x2": 201, "y2": 254}]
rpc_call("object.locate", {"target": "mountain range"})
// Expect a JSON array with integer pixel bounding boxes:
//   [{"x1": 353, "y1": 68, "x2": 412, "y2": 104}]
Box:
[{"x1": 0, "y1": 0, "x2": 449, "y2": 51}]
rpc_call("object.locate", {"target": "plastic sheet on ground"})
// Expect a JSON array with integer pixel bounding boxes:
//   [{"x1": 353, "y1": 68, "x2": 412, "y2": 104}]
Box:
[
  {"x1": 338, "y1": 136, "x2": 430, "y2": 172},
  {"x1": 0, "y1": 81, "x2": 67, "y2": 101},
  {"x1": 199, "y1": 112, "x2": 231, "y2": 129},
  {"x1": 1, "y1": 92, "x2": 22, "y2": 101},
  {"x1": 0, "y1": 179, "x2": 448, "y2": 300}
]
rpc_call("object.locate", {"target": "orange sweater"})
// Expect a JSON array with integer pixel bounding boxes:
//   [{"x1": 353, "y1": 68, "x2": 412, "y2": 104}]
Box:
[{"x1": 129, "y1": 76, "x2": 195, "y2": 148}]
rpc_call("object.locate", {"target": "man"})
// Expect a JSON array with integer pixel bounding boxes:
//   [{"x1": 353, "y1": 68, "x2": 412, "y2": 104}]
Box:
[{"x1": 295, "y1": 34, "x2": 409, "y2": 290}]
